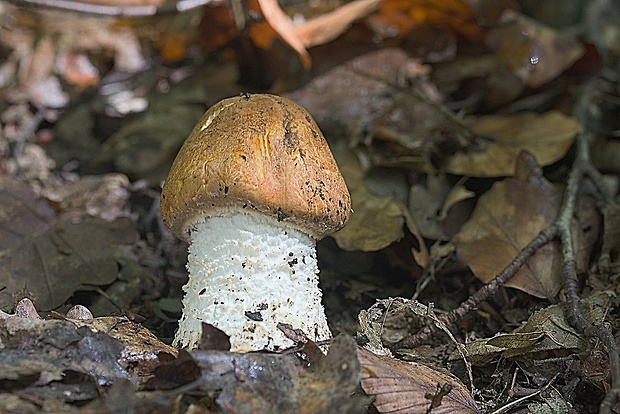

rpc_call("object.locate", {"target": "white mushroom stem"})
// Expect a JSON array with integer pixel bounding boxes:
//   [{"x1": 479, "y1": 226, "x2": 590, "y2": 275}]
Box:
[{"x1": 173, "y1": 211, "x2": 331, "y2": 351}]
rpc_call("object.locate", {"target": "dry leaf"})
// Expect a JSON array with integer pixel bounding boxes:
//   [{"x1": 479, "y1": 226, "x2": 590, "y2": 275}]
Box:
[
  {"x1": 452, "y1": 152, "x2": 562, "y2": 298},
  {"x1": 154, "y1": 335, "x2": 370, "y2": 413},
  {"x1": 73, "y1": 316, "x2": 178, "y2": 381},
  {"x1": 444, "y1": 111, "x2": 579, "y2": 177},
  {"x1": 0, "y1": 178, "x2": 138, "y2": 310},
  {"x1": 0, "y1": 314, "x2": 177, "y2": 410},
  {"x1": 285, "y1": 48, "x2": 417, "y2": 138},
  {"x1": 252, "y1": 0, "x2": 380, "y2": 69},
  {"x1": 292, "y1": 0, "x2": 381, "y2": 48},
  {"x1": 0, "y1": 317, "x2": 133, "y2": 387},
  {"x1": 43, "y1": 174, "x2": 131, "y2": 222},
  {"x1": 370, "y1": 0, "x2": 483, "y2": 41},
  {"x1": 359, "y1": 348, "x2": 479, "y2": 414},
  {"x1": 409, "y1": 175, "x2": 474, "y2": 240},
  {"x1": 255, "y1": 0, "x2": 311, "y2": 69},
  {"x1": 484, "y1": 10, "x2": 585, "y2": 87},
  {"x1": 332, "y1": 150, "x2": 428, "y2": 267},
  {"x1": 56, "y1": 50, "x2": 99, "y2": 88},
  {"x1": 457, "y1": 291, "x2": 614, "y2": 364}
]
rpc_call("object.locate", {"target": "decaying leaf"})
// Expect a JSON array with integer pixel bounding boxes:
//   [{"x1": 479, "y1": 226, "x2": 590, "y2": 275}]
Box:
[
  {"x1": 253, "y1": 0, "x2": 380, "y2": 69},
  {"x1": 484, "y1": 10, "x2": 585, "y2": 88},
  {"x1": 456, "y1": 291, "x2": 614, "y2": 365},
  {"x1": 292, "y1": 0, "x2": 381, "y2": 48},
  {"x1": 332, "y1": 150, "x2": 428, "y2": 267},
  {"x1": 359, "y1": 348, "x2": 479, "y2": 414},
  {"x1": 43, "y1": 174, "x2": 131, "y2": 222},
  {"x1": 453, "y1": 152, "x2": 563, "y2": 298},
  {"x1": 72, "y1": 316, "x2": 178, "y2": 381},
  {"x1": 285, "y1": 48, "x2": 418, "y2": 139},
  {"x1": 369, "y1": 0, "x2": 483, "y2": 41},
  {"x1": 93, "y1": 80, "x2": 209, "y2": 184},
  {"x1": 409, "y1": 174, "x2": 474, "y2": 240},
  {"x1": 358, "y1": 297, "x2": 440, "y2": 348},
  {"x1": 444, "y1": 111, "x2": 579, "y2": 177},
  {"x1": 0, "y1": 314, "x2": 176, "y2": 411},
  {"x1": 0, "y1": 317, "x2": 132, "y2": 388},
  {"x1": 0, "y1": 177, "x2": 138, "y2": 310},
  {"x1": 150, "y1": 334, "x2": 370, "y2": 413}
]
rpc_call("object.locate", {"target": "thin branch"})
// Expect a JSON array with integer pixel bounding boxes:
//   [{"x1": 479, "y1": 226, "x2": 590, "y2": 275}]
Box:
[
  {"x1": 395, "y1": 225, "x2": 557, "y2": 347},
  {"x1": 394, "y1": 72, "x2": 620, "y2": 412}
]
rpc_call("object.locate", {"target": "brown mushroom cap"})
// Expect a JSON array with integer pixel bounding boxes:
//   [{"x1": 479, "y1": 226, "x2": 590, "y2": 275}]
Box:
[{"x1": 160, "y1": 94, "x2": 351, "y2": 242}]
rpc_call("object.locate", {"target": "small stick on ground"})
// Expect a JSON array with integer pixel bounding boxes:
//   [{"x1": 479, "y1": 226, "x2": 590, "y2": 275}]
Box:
[{"x1": 394, "y1": 73, "x2": 620, "y2": 412}]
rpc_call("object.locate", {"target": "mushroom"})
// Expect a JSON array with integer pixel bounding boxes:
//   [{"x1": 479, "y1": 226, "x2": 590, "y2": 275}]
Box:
[{"x1": 160, "y1": 93, "x2": 351, "y2": 351}]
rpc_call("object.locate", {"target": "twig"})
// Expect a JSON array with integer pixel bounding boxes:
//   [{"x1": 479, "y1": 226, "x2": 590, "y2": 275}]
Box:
[
  {"x1": 489, "y1": 373, "x2": 560, "y2": 414},
  {"x1": 395, "y1": 225, "x2": 557, "y2": 347},
  {"x1": 394, "y1": 73, "x2": 620, "y2": 412}
]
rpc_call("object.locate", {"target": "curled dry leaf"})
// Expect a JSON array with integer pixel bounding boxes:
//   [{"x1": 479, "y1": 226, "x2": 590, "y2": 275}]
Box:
[
  {"x1": 484, "y1": 10, "x2": 585, "y2": 88},
  {"x1": 409, "y1": 174, "x2": 474, "y2": 240},
  {"x1": 256, "y1": 0, "x2": 311, "y2": 68},
  {"x1": 255, "y1": 0, "x2": 380, "y2": 69},
  {"x1": 332, "y1": 149, "x2": 429, "y2": 267},
  {"x1": 155, "y1": 335, "x2": 370, "y2": 413},
  {"x1": 359, "y1": 348, "x2": 479, "y2": 414},
  {"x1": 444, "y1": 111, "x2": 579, "y2": 177},
  {"x1": 369, "y1": 0, "x2": 484, "y2": 41},
  {"x1": 457, "y1": 291, "x2": 614, "y2": 365},
  {"x1": 292, "y1": 0, "x2": 381, "y2": 48},
  {"x1": 285, "y1": 48, "x2": 416, "y2": 137}
]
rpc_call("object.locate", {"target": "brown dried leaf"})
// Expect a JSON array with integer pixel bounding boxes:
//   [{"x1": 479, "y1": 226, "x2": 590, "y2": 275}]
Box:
[
  {"x1": 371, "y1": 0, "x2": 483, "y2": 41},
  {"x1": 444, "y1": 111, "x2": 579, "y2": 177},
  {"x1": 409, "y1": 175, "x2": 474, "y2": 240},
  {"x1": 0, "y1": 317, "x2": 133, "y2": 388},
  {"x1": 484, "y1": 10, "x2": 585, "y2": 88},
  {"x1": 0, "y1": 314, "x2": 178, "y2": 410},
  {"x1": 0, "y1": 177, "x2": 138, "y2": 310},
  {"x1": 453, "y1": 152, "x2": 562, "y2": 298},
  {"x1": 18, "y1": 36, "x2": 68, "y2": 109},
  {"x1": 163, "y1": 334, "x2": 370, "y2": 413},
  {"x1": 457, "y1": 291, "x2": 614, "y2": 364},
  {"x1": 292, "y1": 0, "x2": 381, "y2": 48},
  {"x1": 253, "y1": 0, "x2": 380, "y2": 69},
  {"x1": 256, "y1": 0, "x2": 311, "y2": 69},
  {"x1": 43, "y1": 174, "x2": 131, "y2": 222},
  {"x1": 285, "y1": 48, "x2": 416, "y2": 138},
  {"x1": 359, "y1": 348, "x2": 479, "y2": 414},
  {"x1": 332, "y1": 150, "x2": 428, "y2": 267},
  {"x1": 73, "y1": 316, "x2": 178, "y2": 381}
]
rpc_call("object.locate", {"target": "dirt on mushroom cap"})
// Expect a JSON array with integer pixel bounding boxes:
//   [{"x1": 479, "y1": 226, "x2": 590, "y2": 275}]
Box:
[{"x1": 160, "y1": 93, "x2": 351, "y2": 242}]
